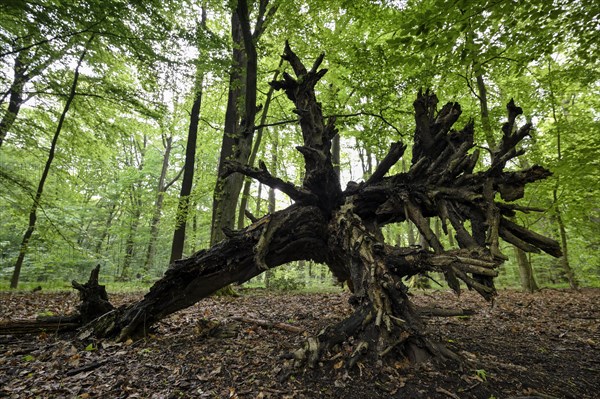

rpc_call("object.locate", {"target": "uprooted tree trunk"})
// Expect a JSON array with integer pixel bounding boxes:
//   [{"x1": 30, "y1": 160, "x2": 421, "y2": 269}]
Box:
[{"x1": 14, "y1": 43, "x2": 561, "y2": 368}]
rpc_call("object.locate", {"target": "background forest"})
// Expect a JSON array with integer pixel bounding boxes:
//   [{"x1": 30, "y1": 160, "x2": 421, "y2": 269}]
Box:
[{"x1": 1, "y1": 0, "x2": 598, "y2": 291}]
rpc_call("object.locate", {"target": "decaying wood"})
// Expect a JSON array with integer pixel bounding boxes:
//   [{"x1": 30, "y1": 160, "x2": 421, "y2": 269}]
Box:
[
  {"x1": 70, "y1": 264, "x2": 114, "y2": 323},
  {"x1": 417, "y1": 307, "x2": 476, "y2": 317},
  {"x1": 0, "y1": 265, "x2": 112, "y2": 335},
  {"x1": 12, "y1": 42, "x2": 561, "y2": 370},
  {"x1": 0, "y1": 319, "x2": 80, "y2": 335}
]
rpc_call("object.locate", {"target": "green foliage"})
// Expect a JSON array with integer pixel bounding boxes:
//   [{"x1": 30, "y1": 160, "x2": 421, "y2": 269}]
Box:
[
  {"x1": 475, "y1": 369, "x2": 488, "y2": 382},
  {"x1": 22, "y1": 355, "x2": 35, "y2": 362},
  {"x1": 0, "y1": 0, "x2": 598, "y2": 290},
  {"x1": 242, "y1": 261, "x2": 341, "y2": 293},
  {"x1": 84, "y1": 343, "x2": 97, "y2": 352}
]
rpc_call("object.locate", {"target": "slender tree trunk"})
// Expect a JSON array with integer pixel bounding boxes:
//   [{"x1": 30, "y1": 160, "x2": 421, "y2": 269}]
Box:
[
  {"x1": 190, "y1": 203, "x2": 198, "y2": 252},
  {"x1": 407, "y1": 221, "x2": 416, "y2": 246},
  {"x1": 515, "y1": 246, "x2": 538, "y2": 292},
  {"x1": 169, "y1": 12, "x2": 206, "y2": 264},
  {"x1": 95, "y1": 202, "x2": 117, "y2": 254},
  {"x1": 144, "y1": 136, "x2": 174, "y2": 272},
  {"x1": 357, "y1": 139, "x2": 366, "y2": 177},
  {"x1": 332, "y1": 134, "x2": 340, "y2": 179},
  {"x1": 169, "y1": 87, "x2": 202, "y2": 263},
  {"x1": 120, "y1": 199, "x2": 142, "y2": 280},
  {"x1": 554, "y1": 191, "x2": 578, "y2": 288},
  {"x1": 212, "y1": 0, "x2": 276, "y2": 243},
  {"x1": 548, "y1": 62, "x2": 578, "y2": 289},
  {"x1": 211, "y1": 10, "x2": 245, "y2": 245},
  {"x1": 267, "y1": 132, "x2": 279, "y2": 215},
  {"x1": 237, "y1": 58, "x2": 283, "y2": 229},
  {"x1": 0, "y1": 51, "x2": 28, "y2": 148},
  {"x1": 475, "y1": 73, "x2": 496, "y2": 149},
  {"x1": 255, "y1": 182, "x2": 263, "y2": 216},
  {"x1": 471, "y1": 53, "x2": 538, "y2": 291},
  {"x1": 120, "y1": 136, "x2": 146, "y2": 280},
  {"x1": 466, "y1": 25, "x2": 496, "y2": 150},
  {"x1": 10, "y1": 37, "x2": 92, "y2": 288}
]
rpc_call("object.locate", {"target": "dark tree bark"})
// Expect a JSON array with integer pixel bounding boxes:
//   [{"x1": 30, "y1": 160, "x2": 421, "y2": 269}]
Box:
[
  {"x1": 169, "y1": 11, "x2": 206, "y2": 264},
  {"x1": 210, "y1": 8, "x2": 245, "y2": 245},
  {"x1": 67, "y1": 45, "x2": 560, "y2": 369},
  {"x1": 0, "y1": 50, "x2": 28, "y2": 148},
  {"x1": 211, "y1": 0, "x2": 277, "y2": 245},
  {"x1": 237, "y1": 57, "x2": 283, "y2": 229}
]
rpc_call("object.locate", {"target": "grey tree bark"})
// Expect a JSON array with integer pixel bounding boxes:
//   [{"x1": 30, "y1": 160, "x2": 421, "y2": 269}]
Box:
[
  {"x1": 119, "y1": 136, "x2": 146, "y2": 280},
  {"x1": 548, "y1": 62, "x2": 579, "y2": 289},
  {"x1": 144, "y1": 135, "x2": 182, "y2": 273}
]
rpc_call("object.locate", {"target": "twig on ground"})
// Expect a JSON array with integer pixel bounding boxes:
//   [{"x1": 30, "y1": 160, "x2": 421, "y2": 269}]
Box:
[
  {"x1": 231, "y1": 316, "x2": 304, "y2": 334},
  {"x1": 435, "y1": 387, "x2": 461, "y2": 399},
  {"x1": 66, "y1": 360, "x2": 107, "y2": 376}
]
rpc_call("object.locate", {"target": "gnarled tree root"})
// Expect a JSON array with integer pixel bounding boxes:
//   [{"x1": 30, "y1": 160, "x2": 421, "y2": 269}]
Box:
[{"x1": 292, "y1": 300, "x2": 460, "y2": 370}]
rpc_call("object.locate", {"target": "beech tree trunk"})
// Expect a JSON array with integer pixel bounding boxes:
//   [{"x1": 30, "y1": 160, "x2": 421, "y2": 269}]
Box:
[
  {"x1": 547, "y1": 65, "x2": 579, "y2": 289},
  {"x1": 515, "y1": 246, "x2": 538, "y2": 292},
  {"x1": 120, "y1": 195, "x2": 142, "y2": 280},
  {"x1": 120, "y1": 136, "x2": 146, "y2": 280},
  {"x1": 95, "y1": 202, "x2": 117, "y2": 254},
  {"x1": 554, "y1": 195, "x2": 578, "y2": 289},
  {"x1": 210, "y1": 8, "x2": 246, "y2": 245},
  {"x1": 472, "y1": 60, "x2": 540, "y2": 292},
  {"x1": 211, "y1": 0, "x2": 276, "y2": 244},
  {"x1": 169, "y1": 11, "x2": 206, "y2": 264},
  {"x1": 0, "y1": 50, "x2": 27, "y2": 148},
  {"x1": 237, "y1": 58, "x2": 283, "y2": 229},
  {"x1": 77, "y1": 44, "x2": 560, "y2": 369},
  {"x1": 144, "y1": 135, "x2": 181, "y2": 273}
]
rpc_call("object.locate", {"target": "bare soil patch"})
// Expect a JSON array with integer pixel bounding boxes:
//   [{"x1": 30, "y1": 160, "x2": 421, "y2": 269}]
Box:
[{"x1": 1, "y1": 288, "x2": 598, "y2": 398}]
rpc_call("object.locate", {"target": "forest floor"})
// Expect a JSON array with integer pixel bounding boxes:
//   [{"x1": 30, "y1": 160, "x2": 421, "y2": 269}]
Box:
[{"x1": 0, "y1": 287, "x2": 598, "y2": 399}]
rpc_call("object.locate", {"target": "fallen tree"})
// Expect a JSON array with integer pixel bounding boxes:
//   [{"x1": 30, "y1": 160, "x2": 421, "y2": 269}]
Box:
[
  {"x1": 0, "y1": 265, "x2": 113, "y2": 335},
  {"x1": 4, "y1": 43, "x2": 561, "y2": 368}
]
